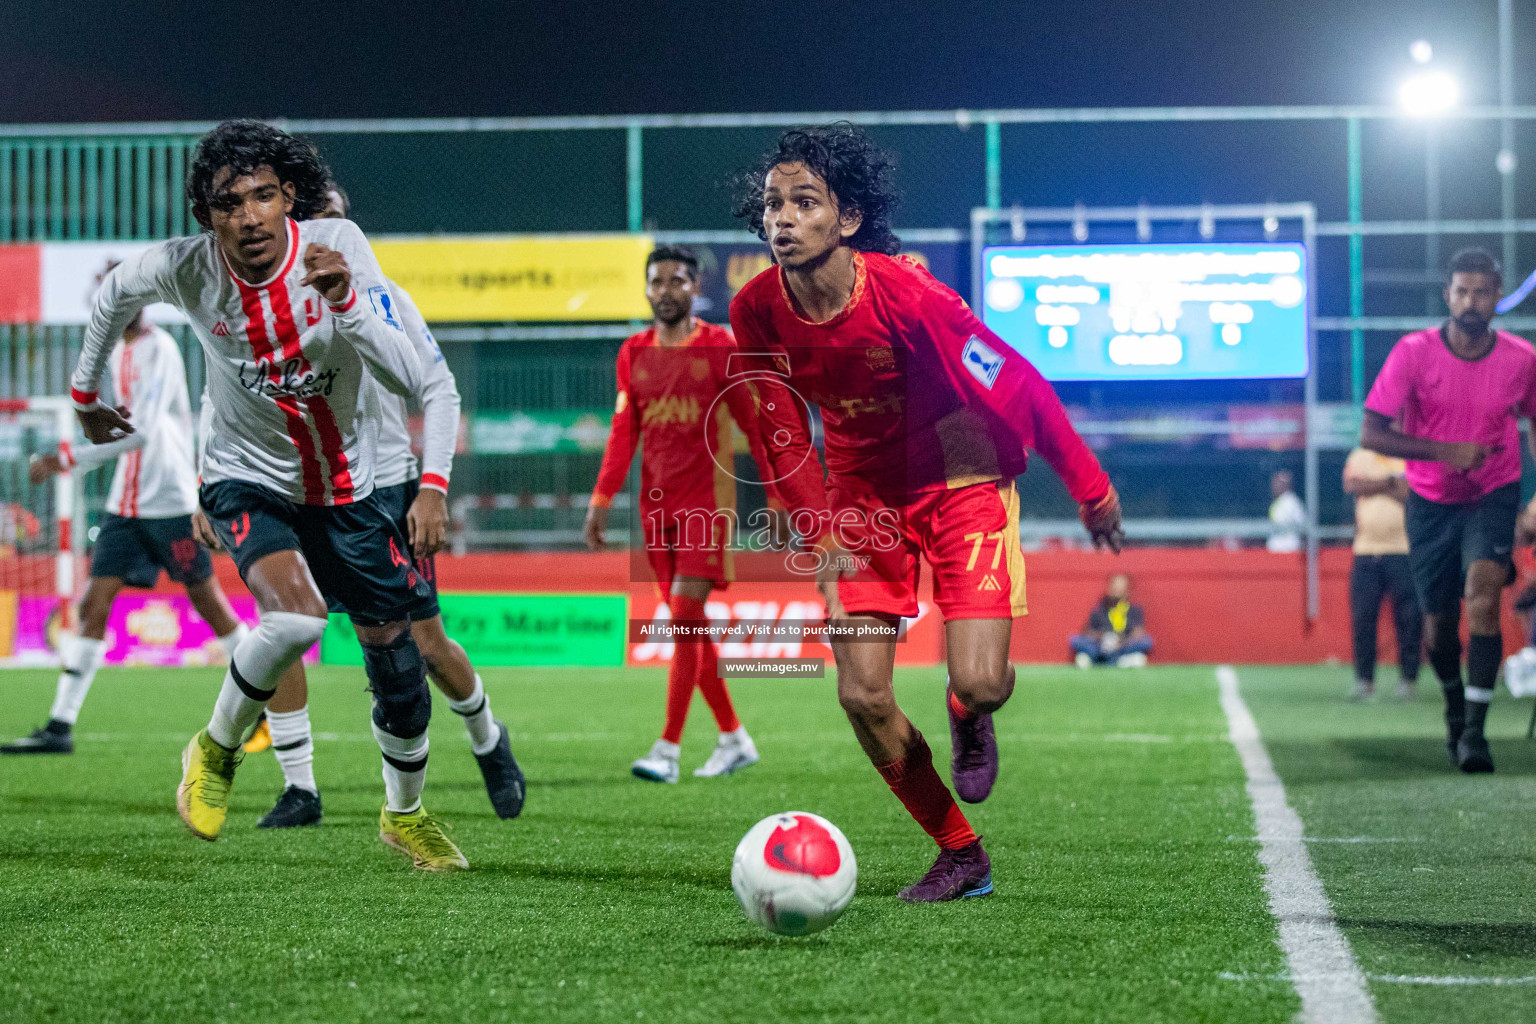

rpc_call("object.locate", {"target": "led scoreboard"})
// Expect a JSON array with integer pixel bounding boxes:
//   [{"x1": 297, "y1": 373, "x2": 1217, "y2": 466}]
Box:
[{"x1": 979, "y1": 242, "x2": 1309, "y2": 381}]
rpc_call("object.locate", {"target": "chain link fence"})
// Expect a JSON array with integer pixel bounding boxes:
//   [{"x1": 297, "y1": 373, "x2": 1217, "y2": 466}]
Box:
[{"x1": 3, "y1": 107, "x2": 1536, "y2": 553}]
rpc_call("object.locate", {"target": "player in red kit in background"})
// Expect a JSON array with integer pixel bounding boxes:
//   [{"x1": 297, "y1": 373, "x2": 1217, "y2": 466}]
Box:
[
  {"x1": 586, "y1": 246, "x2": 788, "y2": 784},
  {"x1": 730, "y1": 124, "x2": 1123, "y2": 902}
]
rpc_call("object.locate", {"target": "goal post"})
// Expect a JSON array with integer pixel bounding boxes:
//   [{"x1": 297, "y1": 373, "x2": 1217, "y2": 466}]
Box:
[{"x1": 0, "y1": 396, "x2": 84, "y2": 658}]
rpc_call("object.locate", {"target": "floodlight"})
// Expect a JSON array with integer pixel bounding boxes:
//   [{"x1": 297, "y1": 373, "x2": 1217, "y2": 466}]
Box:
[{"x1": 1399, "y1": 70, "x2": 1459, "y2": 116}]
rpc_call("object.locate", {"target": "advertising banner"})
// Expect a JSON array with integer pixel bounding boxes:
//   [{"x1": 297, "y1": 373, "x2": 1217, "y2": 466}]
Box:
[
  {"x1": 470, "y1": 409, "x2": 612, "y2": 455},
  {"x1": 4, "y1": 593, "x2": 317, "y2": 667},
  {"x1": 0, "y1": 235, "x2": 965, "y2": 328},
  {"x1": 371, "y1": 235, "x2": 655, "y2": 322},
  {"x1": 321, "y1": 592, "x2": 629, "y2": 667},
  {"x1": 0, "y1": 241, "x2": 188, "y2": 325}
]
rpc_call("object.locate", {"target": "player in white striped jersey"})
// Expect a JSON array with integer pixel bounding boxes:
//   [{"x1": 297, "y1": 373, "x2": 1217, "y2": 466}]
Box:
[
  {"x1": 221, "y1": 184, "x2": 524, "y2": 829},
  {"x1": 68, "y1": 120, "x2": 464, "y2": 870},
  {"x1": 3, "y1": 302, "x2": 250, "y2": 755}
]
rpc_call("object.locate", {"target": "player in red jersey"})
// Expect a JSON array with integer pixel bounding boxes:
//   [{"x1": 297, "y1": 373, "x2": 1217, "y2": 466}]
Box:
[
  {"x1": 586, "y1": 246, "x2": 787, "y2": 783},
  {"x1": 729, "y1": 124, "x2": 1123, "y2": 902}
]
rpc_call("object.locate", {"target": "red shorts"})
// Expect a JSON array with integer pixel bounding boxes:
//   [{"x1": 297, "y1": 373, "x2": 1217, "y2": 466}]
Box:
[
  {"x1": 644, "y1": 521, "x2": 733, "y2": 597},
  {"x1": 830, "y1": 479, "x2": 1026, "y2": 621}
]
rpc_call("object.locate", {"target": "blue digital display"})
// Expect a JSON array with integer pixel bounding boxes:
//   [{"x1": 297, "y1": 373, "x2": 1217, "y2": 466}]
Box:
[{"x1": 979, "y1": 243, "x2": 1309, "y2": 381}]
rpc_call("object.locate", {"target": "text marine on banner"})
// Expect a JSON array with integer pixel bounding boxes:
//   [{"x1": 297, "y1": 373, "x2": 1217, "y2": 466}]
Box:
[{"x1": 371, "y1": 235, "x2": 656, "y2": 322}]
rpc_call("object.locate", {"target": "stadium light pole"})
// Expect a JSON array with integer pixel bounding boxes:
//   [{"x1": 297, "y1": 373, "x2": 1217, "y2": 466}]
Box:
[
  {"x1": 1498, "y1": 0, "x2": 1517, "y2": 278},
  {"x1": 1399, "y1": 64, "x2": 1459, "y2": 313}
]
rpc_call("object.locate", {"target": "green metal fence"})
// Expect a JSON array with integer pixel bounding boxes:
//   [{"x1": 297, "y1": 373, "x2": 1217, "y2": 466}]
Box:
[{"x1": 4, "y1": 105, "x2": 1536, "y2": 545}]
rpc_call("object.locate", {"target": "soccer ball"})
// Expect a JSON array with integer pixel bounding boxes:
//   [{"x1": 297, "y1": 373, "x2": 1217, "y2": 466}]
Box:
[{"x1": 731, "y1": 812, "x2": 857, "y2": 936}]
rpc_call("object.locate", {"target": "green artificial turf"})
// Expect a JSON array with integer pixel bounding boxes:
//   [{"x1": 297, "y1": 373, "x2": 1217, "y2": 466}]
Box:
[
  {"x1": 1, "y1": 660, "x2": 1523, "y2": 1023},
  {"x1": 1237, "y1": 665, "x2": 1536, "y2": 1022}
]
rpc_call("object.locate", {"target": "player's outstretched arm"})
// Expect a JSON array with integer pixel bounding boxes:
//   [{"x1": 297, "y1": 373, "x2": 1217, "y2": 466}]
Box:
[
  {"x1": 71, "y1": 249, "x2": 173, "y2": 440},
  {"x1": 587, "y1": 342, "x2": 640, "y2": 550},
  {"x1": 392, "y1": 285, "x2": 460, "y2": 557},
  {"x1": 912, "y1": 280, "x2": 1121, "y2": 550},
  {"x1": 307, "y1": 223, "x2": 422, "y2": 397},
  {"x1": 70, "y1": 333, "x2": 181, "y2": 472}
]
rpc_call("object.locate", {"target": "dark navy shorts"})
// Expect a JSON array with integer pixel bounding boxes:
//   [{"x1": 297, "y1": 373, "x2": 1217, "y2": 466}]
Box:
[
  {"x1": 321, "y1": 481, "x2": 440, "y2": 620},
  {"x1": 199, "y1": 480, "x2": 433, "y2": 627},
  {"x1": 1405, "y1": 481, "x2": 1520, "y2": 618},
  {"x1": 90, "y1": 513, "x2": 213, "y2": 589}
]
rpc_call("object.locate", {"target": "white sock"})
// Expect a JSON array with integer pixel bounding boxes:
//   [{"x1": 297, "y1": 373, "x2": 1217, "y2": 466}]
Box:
[
  {"x1": 651, "y1": 739, "x2": 681, "y2": 760},
  {"x1": 268, "y1": 706, "x2": 317, "y2": 794},
  {"x1": 207, "y1": 612, "x2": 327, "y2": 749},
  {"x1": 447, "y1": 674, "x2": 500, "y2": 756},
  {"x1": 721, "y1": 725, "x2": 750, "y2": 746},
  {"x1": 1465, "y1": 685, "x2": 1495, "y2": 703},
  {"x1": 217, "y1": 622, "x2": 251, "y2": 662},
  {"x1": 49, "y1": 636, "x2": 106, "y2": 726},
  {"x1": 372, "y1": 720, "x2": 429, "y2": 813}
]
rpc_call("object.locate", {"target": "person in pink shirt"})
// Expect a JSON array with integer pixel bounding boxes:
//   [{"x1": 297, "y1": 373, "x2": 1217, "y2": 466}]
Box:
[{"x1": 1362, "y1": 248, "x2": 1536, "y2": 773}]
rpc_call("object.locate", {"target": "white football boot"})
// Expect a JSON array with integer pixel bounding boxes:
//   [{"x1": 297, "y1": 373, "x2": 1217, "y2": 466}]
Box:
[
  {"x1": 631, "y1": 739, "x2": 681, "y2": 783},
  {"x1": 693, "y1": 727, "x2": 760, "y2": 778}
]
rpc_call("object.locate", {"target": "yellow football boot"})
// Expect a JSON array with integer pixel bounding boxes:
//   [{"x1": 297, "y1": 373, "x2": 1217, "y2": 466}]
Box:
[
  {"x1": 378, "y1": 806, "x2": 468, "y2": 872},
  {"x1": 177, "y1": 729, "x2": 242, "y2": 841},
  {"x1": 243, "y1": 714, "x2": 272, "y2": 754}
]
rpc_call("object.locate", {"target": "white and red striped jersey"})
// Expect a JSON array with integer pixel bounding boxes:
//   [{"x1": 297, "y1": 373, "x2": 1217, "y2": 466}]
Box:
[
  {"x1": 70, "y1": 217, "x2": 422, "y2": 506},
  {"x1": 63, "y1": 325, "x2": 198, "y2": 519},
  {"x1": 372, "y1": 282, "x2": 459, "y2": 493}
]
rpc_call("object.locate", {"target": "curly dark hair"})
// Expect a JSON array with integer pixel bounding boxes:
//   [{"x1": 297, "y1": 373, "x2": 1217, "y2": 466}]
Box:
[
  {"x1": 732, "y1": 122, "x2": 900, "y2": 256},
  {"x1": 187, "y1": 119, "x2": 333, "y2": 229}
]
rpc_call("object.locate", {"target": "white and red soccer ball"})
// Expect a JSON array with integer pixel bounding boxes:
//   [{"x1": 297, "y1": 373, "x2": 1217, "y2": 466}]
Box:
[{"x1": 732, "y1": 812, "x2": 857, "y2": 936}]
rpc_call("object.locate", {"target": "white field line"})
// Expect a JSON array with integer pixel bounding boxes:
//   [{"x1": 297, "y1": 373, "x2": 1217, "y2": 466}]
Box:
[
  {"x1": 1221, "y1": 971, "x2": 1536, "y2": 987},
  {"x1": 1216, "y1": 665, "x2": 1378, "y2": 1024}
]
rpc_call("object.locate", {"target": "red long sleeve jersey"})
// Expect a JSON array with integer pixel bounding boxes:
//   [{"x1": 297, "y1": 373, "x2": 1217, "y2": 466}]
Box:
[
  {"x1": 728, "y1": 252, "x2": 1110, "y2": 523},
  {"x1": 591, "y1": 321, "x2": 779, "y2": 516}
]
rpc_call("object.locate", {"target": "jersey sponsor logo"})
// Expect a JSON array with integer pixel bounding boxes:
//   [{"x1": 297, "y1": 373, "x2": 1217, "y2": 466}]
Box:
[
  {"x1": 640, "y1": 395, "x2": 701, "y2": 427},
  {"x1": 810, "y1": 391, "x2": 905, "y2": 420},
  {"x1": 367, "y1": 286, "x2": 404, "y2": 331},
  {"x1": 865, "y1": 346, "x2": 896, "y2": 373},
  {"x1": 212, "y1": 320, "x2": 231, "y2": 337},
  {"x1": 237, "y1": 359, "x2": 340, "y2": 400},
  {"x1": 228, "y1": 513, "x2": 250, "y2": 548},
  {"x1": 961, "y1": 336, "x2": 1004, "y2": 389}
]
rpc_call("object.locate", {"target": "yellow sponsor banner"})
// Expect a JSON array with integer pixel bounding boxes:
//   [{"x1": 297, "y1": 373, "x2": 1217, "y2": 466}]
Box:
[{"x1": 372, "y1": 234, "x2": 655, "y2": 322}]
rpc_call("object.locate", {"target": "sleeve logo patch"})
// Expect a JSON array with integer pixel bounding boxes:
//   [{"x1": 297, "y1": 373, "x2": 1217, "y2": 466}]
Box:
[
  {"x1": 367, "y1": 285, "x2": 404, "y2": 331},
  {"x1": 961, "y1": 336, "x2": 1004, "y2": 389}
]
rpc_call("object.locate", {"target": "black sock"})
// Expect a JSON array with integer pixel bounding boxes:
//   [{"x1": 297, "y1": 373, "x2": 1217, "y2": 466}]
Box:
[
  {"x1": 1440, "y1": 679, "x2": 1466, "y2": 741},
  {"x1": 1464, "y1": 695, "x2": 1491, "y2": 739},
  {"x1": 44, "y1": 719, "x2": 71, "y2": 736},
  {"x1": 1428, "y1": 628, "x2": 1462, "y2": 686},
  {"x1": 1464, "y1": 633, "x2": 1501, "y2": 739}
]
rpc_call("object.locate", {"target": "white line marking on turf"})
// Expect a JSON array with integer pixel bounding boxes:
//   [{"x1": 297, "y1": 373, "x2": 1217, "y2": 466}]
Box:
[
  {"x1": 1220, "y1": 971, "x2": 1536, "y2": 987},
  {"x1": 1216, "y1": 665, "x2": 1378, "y2": 1024}
]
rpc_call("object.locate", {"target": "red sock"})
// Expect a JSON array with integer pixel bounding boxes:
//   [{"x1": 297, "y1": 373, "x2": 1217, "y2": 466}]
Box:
[
  {"x1": 660, "y1": 594, "x2": 709, "y2": 744},
  {"x1": 948, "y1": 688, "x2": 974, "y2": 720},
  {"x1": 661, "y1": 648, "x2": 693, "y2": 745},
  {"x1": 874, "y1": 731, "x2": 977, "y2": 850}
]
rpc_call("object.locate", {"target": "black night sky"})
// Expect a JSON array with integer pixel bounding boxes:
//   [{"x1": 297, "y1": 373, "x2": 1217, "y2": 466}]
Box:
[{"x1": 1, "y1": 0, "x2": 1530, "y2": 123}]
